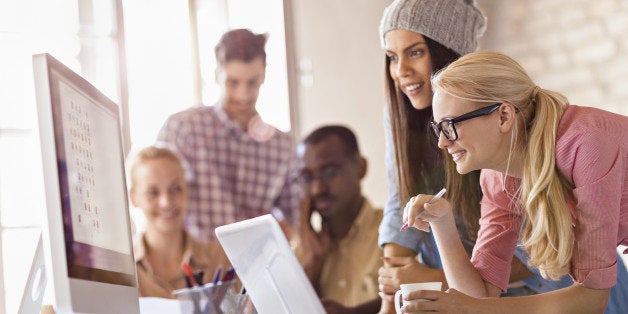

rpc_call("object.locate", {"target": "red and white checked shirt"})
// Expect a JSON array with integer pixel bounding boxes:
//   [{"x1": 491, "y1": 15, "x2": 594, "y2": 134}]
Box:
[
  {"x1": 157, "y1": 105, "x2": 300, "y2": 240},
  {"x1": 472, "y1": 105, "x2": 627, "y2": 291}
]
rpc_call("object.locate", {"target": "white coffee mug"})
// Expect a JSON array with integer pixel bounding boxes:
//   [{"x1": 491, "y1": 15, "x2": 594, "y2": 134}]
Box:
[{"x1": 394, "y1": 282, "x2": 442, "y2": 314}]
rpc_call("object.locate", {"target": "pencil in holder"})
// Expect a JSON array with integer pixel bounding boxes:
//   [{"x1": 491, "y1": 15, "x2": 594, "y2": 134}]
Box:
[
  {"x1": 220, "y1": 288, "x2": 256, "y2": 314},
  {"x1": 173, "y1": 280, "x2": 235, "y2": 314}
]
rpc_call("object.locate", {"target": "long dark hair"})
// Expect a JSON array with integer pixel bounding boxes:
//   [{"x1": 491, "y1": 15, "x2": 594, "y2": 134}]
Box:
[{"x1": 385, "y1": 36, "x2": 481, "y2": 254}]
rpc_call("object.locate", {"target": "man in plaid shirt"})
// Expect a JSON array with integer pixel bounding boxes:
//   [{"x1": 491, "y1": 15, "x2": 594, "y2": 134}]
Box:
[{"x1": 157, "y1": 29, "x2": 300, "y2": 240}]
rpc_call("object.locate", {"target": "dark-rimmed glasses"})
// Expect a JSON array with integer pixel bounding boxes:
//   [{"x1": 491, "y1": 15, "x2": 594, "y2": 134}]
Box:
[
  {"x1": 294, "y1": 164, "x2": 344, "y2": 185},
  {"x1": 429, "y1": 103, "x2": 503, "y2": 142}
]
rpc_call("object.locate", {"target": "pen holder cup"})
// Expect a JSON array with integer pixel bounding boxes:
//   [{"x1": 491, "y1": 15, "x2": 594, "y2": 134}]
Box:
[
  {"x1": 220, "y1": 289, "x2": 256, "y2": 314},
  {"x1": 173, "y1": 280, "x2": 236, "y2": 314}
]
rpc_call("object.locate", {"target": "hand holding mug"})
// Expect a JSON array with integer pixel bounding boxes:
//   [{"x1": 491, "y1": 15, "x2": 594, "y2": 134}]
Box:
[{"x1": 394, "y1": 282, "x2": 442, "y2": 314}]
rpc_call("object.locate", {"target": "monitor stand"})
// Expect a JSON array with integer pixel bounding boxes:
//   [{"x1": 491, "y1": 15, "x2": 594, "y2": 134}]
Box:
[{"x1": 18, "y1": 231, "x2": 47, "y2": 314}]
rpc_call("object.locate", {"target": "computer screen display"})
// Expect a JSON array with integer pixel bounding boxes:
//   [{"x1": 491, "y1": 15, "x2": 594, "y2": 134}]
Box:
[{"x1": 33, "y1": 53, "x2": 139, "y2": 313}]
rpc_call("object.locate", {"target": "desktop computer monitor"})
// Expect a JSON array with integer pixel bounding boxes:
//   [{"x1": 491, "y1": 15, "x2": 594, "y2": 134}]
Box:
[{"x1": 33, "y1": 53, "x2": 140, "y2": 313}]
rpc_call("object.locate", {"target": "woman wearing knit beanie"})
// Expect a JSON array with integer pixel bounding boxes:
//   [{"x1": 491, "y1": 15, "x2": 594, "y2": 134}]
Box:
[
  {"x1": 402, "y1": 51, "x2": 627, "y2": 313},
  {"x1": 376, "y1": 0, "x2": 572, "y2": 313}
]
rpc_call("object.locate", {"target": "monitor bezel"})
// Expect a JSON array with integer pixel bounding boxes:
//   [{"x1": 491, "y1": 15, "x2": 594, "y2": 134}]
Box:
[{"x1": 33, "y1": 53, "x2": 139, "y2": 313}]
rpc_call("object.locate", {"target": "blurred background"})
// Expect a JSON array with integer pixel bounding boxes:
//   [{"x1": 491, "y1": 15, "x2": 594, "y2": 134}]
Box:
[{"x1": 1, "y1": 0, "x2": 626, "y2": 312}]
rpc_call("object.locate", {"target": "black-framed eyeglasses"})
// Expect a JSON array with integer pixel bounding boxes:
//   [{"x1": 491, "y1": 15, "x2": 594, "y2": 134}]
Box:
[
  {"x1": 429, "y1": 103, "x2": 504, "y2": 142},
  {"x1": 294, "y1": 164, "x2": 344, "y2": 185}
]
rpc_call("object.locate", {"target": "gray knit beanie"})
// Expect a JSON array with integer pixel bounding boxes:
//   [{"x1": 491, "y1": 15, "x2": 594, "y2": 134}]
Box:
[{"x1": 379, "y1": 0, "x2": 487, "y2": 56}]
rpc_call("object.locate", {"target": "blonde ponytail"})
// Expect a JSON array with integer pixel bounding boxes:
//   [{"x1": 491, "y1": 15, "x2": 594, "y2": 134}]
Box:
[{"x1": 520, "y1": 88, "x2": 572, "y2": 279}]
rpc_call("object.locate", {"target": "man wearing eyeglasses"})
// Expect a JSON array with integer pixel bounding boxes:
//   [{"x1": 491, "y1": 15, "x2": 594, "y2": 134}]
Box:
[{"x1": 293, "y1": 125, "x2": 383, "y2": 314}]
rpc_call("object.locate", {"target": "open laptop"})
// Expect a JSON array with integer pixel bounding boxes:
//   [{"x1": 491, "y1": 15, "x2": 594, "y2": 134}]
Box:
[{"x1": 215, "y1": 215, "x2": 325, "y2": 314}]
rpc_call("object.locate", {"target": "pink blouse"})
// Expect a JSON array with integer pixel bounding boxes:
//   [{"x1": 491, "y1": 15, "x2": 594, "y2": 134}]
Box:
[{"x1": 471, "y1": 105, "x2": 627, "y2": 291}]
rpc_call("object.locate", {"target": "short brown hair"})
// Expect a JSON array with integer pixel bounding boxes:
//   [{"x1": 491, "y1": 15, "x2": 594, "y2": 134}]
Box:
[{"x1": 214, "y1": 28, "x2": 268, "y2": 66}]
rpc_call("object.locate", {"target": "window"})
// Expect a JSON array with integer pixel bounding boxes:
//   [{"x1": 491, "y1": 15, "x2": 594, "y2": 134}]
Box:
[
  {"x1": 0, "y1": 0, "x2": 292, "y2": 312},
  {"x1": 124, "y1": 0, "x2": 292, "y2": 155},
  {"x1": 123, "y1": 0, "x2": 292, "y2": 233},
  {"x1": 0, "y1": 0, "x2": 125, "y2": 312}
]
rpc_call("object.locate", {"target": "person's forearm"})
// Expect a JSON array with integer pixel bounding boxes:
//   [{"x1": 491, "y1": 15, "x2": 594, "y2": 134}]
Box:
[
  {"x1": 422, "y1": 267, "x2": 447, "y2": 288},
  {"x1": 297, "y1": 247, "x2": 324, "y2": 294},
  {"x1": 380, "y1": 243, "x2": 415, "y2": 314},
  {"x1": 430, "y1": 212, "x2": 490, "y2": 297},
  {"x1": 302, "y1": 259, "x2": 324, "y2": 294},
  {"x1": 383, "y1": 242, "x2": 415, "y2": 258},
  {"x1": 383, "y1": 243, "x2": 447, "y2": 284},
  {"x1": 473, "y1": 284, "x2": 609, "y2": 313}
]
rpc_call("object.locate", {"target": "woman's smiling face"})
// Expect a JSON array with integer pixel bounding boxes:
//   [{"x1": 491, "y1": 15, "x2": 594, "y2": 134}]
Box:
[
  {"x1": 131, "y1": 157, "x2": 188, "y2": 234},
  {"x1": 432, "y1": 90, "x2": 509, "y2": 174},
  {"x1": 384, "y1": 29, "x2": 434, "y2": 110}
]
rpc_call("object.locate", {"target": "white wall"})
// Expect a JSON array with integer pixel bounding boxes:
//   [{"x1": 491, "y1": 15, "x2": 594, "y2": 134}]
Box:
[
  {"x1": 289, "y1": 0, "x2": 390, "y2": 208},
  {"x1": 477, "y1": 0, "x2": 628, "y2": 116}
]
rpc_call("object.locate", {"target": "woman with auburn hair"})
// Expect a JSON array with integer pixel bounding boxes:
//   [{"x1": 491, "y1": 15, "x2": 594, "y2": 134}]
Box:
[{"x1": 402, "y1": 51, "x2": 627, "y2": 313}]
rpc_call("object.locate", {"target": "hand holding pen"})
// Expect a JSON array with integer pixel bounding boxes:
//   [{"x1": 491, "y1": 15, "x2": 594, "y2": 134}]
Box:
[{"x1": 400, "y1": 188, "x2": 447, "y2": 232}]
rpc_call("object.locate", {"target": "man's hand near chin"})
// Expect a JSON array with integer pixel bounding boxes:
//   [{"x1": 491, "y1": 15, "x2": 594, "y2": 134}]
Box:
[{"x1": 295, "y1": 196, "x2": 331, "y2": 291}]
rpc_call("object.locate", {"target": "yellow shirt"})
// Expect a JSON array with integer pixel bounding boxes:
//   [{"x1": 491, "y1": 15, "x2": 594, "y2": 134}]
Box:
[
  {"x1": 133, "y1": 231, "x2": 232, "y2": 298},
  {"x1": 318, "y1": 200, "x2": 383, "y2": 307}
]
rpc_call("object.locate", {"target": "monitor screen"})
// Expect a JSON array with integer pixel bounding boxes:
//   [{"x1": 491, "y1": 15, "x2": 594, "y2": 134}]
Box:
[{"x1": 33, "y1": 53, "x2": 139, "y2": 313}]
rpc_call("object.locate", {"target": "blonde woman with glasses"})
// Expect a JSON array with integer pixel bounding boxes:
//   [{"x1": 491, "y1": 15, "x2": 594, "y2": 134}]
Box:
[{"x1": 401, "y1": 51, "x2": 627, "y2": 313}]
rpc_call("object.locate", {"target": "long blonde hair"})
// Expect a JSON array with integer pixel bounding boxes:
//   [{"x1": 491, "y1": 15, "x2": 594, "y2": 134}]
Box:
[{"x1": 432, "y1": 51, "x2": 573, "y2": 279}]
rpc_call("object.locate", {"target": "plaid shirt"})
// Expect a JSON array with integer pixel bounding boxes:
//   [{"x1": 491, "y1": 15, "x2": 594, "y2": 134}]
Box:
[{"x1": 157, "y1": 105, "x2": 300, "y2": 240}]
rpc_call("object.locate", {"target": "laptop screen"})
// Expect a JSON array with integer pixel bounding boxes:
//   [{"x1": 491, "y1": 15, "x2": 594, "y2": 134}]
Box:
[{"x1": 215, "y1": 215, "x2": 325, "y2": 314}]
